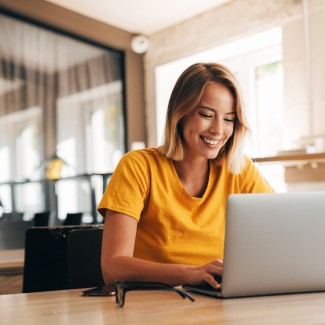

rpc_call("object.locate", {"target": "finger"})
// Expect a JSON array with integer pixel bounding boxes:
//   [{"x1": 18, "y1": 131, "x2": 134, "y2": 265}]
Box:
[
  {"x1": 205, "y1": 264, "x2": 223, "y2": 276},
  {"x1": 215, "y1": 259, "x2": 223, "y2": 266},
  {"x1": 210, "y1": 259, "x2": 223, "y2": 267},
  {"x1": 203, "y1": 265, "x2": 223, "y2": 286},
  {"x1": 204, "y1": 274, "x2": 221, "y2": 289}
]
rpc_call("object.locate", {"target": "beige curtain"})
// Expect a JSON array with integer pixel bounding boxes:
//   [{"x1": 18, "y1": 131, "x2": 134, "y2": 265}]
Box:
[{"x1": 0, "y1": 13, "x2": 123, "y2": 176}]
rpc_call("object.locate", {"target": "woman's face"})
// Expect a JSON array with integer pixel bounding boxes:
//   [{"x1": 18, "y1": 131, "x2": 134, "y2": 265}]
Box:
[{"x1": 181, "y1": 83, "x2": 236, "y2": 161}]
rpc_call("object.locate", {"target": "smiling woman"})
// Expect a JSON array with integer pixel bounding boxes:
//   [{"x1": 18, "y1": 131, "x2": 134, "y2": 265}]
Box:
[{"x1": 98, "y1": 62, "x2": 274, "y2": 291}]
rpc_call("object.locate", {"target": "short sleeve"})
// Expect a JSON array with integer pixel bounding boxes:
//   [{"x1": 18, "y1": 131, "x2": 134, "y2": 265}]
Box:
[
  {"x1": 239, "y1": 158, "x2": 274, "y2": 193},
  {"x1": 97, "y1": 150, "x2": 150, "y2": 221}
]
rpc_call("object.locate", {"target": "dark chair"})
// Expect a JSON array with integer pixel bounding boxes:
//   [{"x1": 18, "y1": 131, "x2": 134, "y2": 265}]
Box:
[
  {"x1": 0, "y1": 220, "x2": 33, "y2": 249},
  {"x1": 1, "y1": 212, "x2": 24, "y2": 222},
  {"x1": 63, "y1": 212, "x2": 83, "y2": 226},
  {"x1": 22, "y1": 225, "x2": 104, "y2": 293},
  {"x1": 33, "y1": 211, "x2": 51, "y2": 227}
]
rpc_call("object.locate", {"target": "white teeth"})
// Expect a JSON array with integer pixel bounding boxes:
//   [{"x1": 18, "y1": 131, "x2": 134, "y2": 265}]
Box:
[{"x1": 202, "y1": 137, "x2": 220, "y2": 145}]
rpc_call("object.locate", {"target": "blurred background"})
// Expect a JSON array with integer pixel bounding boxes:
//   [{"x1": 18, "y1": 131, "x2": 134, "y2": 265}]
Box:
[{"x1": 0, "y1": 0, "x2": 325, "y2": 229}]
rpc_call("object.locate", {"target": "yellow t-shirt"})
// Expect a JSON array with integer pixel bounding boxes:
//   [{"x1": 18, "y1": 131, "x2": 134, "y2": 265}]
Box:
[{"x1": 98, "y1": 148, "x2": 273, "y2": 266}]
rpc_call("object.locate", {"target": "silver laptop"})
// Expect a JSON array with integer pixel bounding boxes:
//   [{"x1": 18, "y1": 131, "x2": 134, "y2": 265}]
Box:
[{"x1": 183, "y1": 191, "x2": 325, "y2": 298}]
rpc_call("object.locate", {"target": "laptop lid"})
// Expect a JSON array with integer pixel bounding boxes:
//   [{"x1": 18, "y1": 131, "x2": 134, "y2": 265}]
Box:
[
  {"x1": 184, "y1": 191, "x2": 325, "y2": 298},
  {"x1": 223, "y1": 191, "x2": 325, "y2": 298}
]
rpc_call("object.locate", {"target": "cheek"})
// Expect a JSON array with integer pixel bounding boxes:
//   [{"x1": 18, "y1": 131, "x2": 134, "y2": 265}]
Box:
[
  {"x1": 184, "y1": 121, "x2": 200, "y2": 137},
  {"x1": 224, "y1": 126, "x2": 235, "y2": 142}
]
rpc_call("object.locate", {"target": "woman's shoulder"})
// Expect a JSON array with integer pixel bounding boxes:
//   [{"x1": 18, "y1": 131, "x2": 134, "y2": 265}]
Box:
[
  {"x1": 122, "y1": 147, "x2": 164, "y2": 160},
  {"x1": 232, "y1": 154, "x2": 265, "y2": 181},
  {"x1": 120, "y1": 147, "x2": 168, "y2": 167}
]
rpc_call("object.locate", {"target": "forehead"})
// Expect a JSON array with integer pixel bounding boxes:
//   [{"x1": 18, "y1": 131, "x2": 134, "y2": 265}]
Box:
[{"x1": 199, "y1": 83, "x2": 235, "y2": 109}]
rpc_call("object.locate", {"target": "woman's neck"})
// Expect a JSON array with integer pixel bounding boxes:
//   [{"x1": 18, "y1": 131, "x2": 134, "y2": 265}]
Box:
[{"x1": 173, "y1": 158, "x2": 210, "y2": 198}]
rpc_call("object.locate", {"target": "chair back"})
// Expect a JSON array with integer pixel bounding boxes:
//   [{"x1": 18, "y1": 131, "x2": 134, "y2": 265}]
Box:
[
  {"x1": 1, "y1": 212, "x2": 24, "y2": 222},
  {"x1": 33, "y1": 211, "x2": 51, "y2": 227},
  {"x1": 0, "y1": 220, "x2": 33, "y2": 249},
  {"x1": 63, "y1": 212, "x2": 83, "y2": 226}
]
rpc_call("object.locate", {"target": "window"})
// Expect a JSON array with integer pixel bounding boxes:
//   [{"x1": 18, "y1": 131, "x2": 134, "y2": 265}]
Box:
[
  {"x1": 0, "y1": 107, "x2": 43, "y2": 218},
  {"x1": 0, "y1": 12, "x2": 125, "y2": 222},
  {"x1": 56, "y1": 81, "x2": 125, "y2": 220},
  {"x1": 0, "y1": 107, "x2": 42, "y2": 181},
  {"x1": 254, "y1": 61, "x2": 283, "y2": 157}
]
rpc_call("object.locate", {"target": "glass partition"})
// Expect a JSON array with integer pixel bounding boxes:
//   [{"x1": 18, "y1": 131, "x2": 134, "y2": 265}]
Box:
[{"x1": 0, "y1": 12, "x2": 125, "y2": 224}]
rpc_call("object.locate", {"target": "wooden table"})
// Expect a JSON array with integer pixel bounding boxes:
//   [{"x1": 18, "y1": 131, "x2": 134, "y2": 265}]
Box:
[
  {"x1": 0, "y1": 249, "x2": 24, "y2": 294},
  {"x1": 1, "y1": 288, "x2": 325, "y2": 324}
]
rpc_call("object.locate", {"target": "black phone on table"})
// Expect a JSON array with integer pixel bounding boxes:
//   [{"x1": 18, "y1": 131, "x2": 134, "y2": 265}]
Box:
[{"x1": 82, "y1": 285, "x2": 115, "y2": 296}]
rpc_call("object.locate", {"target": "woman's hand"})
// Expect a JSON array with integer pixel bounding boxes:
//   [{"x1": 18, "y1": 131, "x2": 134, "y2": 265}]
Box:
[{"x1": 184, "y1": 259, "x2": 223, "y2": 289}]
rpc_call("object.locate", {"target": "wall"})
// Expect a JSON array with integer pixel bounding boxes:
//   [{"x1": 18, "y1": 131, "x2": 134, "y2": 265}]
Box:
[
  {"x1": 282, "y1": 0, "x2": 325, "y2": 150},
  {"x1": 144, "y1": 0, "x2": 325, "y2": 152},
  {"x1": 309, "y1": 0, "x2": 325, "y2": 138},
  {"x1": 0, "y1": 0, "x2": 146, "y2": 152}
]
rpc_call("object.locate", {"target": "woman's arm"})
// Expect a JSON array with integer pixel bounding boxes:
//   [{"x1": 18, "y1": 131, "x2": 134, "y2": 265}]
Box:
[{"x1": 101, "y1": 209, "x2": 223, "y2": 288}]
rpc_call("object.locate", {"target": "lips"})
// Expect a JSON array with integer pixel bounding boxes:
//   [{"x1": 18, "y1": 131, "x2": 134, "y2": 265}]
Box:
[{"x1": 201, "y1": 136, "x2": 221, "y2": 146}]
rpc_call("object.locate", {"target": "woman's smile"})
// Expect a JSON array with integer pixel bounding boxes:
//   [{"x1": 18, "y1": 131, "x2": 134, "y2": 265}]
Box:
[{"x1": 200, "y1": 135, "x2": 222, "y2": 146}]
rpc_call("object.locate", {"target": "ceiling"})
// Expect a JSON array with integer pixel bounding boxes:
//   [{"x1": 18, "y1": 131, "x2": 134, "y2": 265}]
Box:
[{"x1": 46, "y1": 0, "x2": 230, "y2": 35}]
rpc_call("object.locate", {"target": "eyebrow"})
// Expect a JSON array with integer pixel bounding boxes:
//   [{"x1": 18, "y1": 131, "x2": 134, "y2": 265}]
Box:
[{"x1": 197, "y1": 105, "x2": 236, "y2": 116}]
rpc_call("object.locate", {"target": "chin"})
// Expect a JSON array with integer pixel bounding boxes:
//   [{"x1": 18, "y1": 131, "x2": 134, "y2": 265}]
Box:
[{"x1": 207, "y1": 149, "x2": 221, "y2": 160}]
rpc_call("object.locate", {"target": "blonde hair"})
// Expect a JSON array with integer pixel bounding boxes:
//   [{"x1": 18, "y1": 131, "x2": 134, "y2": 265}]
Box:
[{"x1": 160, "y1": 62, "x2": 250, "y2": 174}]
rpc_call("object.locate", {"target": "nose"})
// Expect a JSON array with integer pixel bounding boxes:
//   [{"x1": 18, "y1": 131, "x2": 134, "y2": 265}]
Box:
[{"x1": 209, "y1": 118, "x2": 223, "y2": 135}]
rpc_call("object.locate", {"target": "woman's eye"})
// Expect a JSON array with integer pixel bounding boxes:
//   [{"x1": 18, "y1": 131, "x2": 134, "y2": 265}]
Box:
[
  {"x1": 199, "y1": 112, "x2": 213, "y2": 118},
  {"x1": 224, "y1": 118, "x2": 235, "y2": 123}
]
